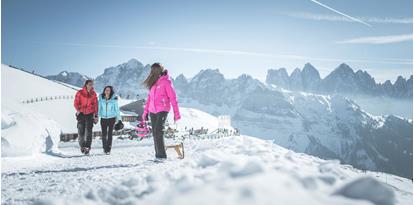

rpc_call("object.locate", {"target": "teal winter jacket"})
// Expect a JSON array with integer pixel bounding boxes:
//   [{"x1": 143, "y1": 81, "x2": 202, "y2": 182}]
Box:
[{"x1": 98, "y1": 94, "x2": 121, "y2": 121}]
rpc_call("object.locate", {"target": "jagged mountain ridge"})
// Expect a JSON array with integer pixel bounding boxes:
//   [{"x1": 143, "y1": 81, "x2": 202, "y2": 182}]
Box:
[
  {"x1": 47, "y1": 60, "x2": 412, "y2": 99},
  {"x1": 46, "y1": 71, "x2": 91, "y2": 88},
  {"x1": 266, "y1": 63, "x2": 413, "y2": 98},
  {"x1": 94, "y1": 59, "x2": 151, "y2": 98}
]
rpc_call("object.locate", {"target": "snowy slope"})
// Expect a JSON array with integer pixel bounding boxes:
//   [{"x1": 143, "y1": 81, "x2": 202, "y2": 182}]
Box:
[
  {"x1": 2, "y1": 64, "x2": 78, "y2": 132},
  {"x1": 1, "y1": 64, "x2": 80, "y2": 156},
  {"x1": 2, "y1": 65, "x2": 77, "y2": 103},
  {"x1": 166, "y1": 107, "x2": 220, "y2": 131},
  {"x1": 2, "y1": 136, "x2": 412, "y2": 205}
]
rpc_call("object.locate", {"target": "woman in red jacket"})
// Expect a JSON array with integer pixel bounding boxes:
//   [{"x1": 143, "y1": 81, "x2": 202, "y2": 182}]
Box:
[
  {"x1": 74, "y1": 79, "x2": 98, "y2": 155},
  {"x1": 143, "y1": 63, "x2": 181, "y2": 159}
]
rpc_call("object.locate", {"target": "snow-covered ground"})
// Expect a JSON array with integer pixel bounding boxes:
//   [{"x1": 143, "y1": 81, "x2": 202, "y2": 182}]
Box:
[
  {"x1": 2, "y1": 136, "x2": 412, "y2": 205},
  {"x1": 1, "y1": 64, "x2": 412, "y2": 205}
]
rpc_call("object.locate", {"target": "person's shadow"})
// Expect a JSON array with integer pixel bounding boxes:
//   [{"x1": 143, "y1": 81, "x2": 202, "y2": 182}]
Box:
[{"x1": 2, "y1": 161, "x2": 152, "y2": 177}]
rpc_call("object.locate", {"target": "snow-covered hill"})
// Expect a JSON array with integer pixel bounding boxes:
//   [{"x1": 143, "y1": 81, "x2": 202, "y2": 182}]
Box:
[
  {"x1": 1, "y1": 63, "x2": 412, "y2": 205},
  {"x1": 175, "y1": 69, "x2": 413, "y2": 179},
  {"x1": 2, "y1": 65, "x2": 77, "y2": 104},
  {"x1": 1, "y1": 64, "x2": 95, "y2": 132},
  {"x1": 1, "y1": 64, "x2": 80, "y2": 156}
]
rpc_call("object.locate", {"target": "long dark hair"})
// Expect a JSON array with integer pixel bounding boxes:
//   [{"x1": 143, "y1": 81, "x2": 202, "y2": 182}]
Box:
[
  {"x1": 101, "y1": 86, "x2": 114, "y2": 99},
  {"x1": 143, "y1": 63, "x2": 164, "y2": 89}
]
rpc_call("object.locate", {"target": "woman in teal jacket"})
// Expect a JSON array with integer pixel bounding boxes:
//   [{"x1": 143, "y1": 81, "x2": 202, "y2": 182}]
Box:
[{"x1": 98, "y1": 86, "x2": 121, "y2": 154}]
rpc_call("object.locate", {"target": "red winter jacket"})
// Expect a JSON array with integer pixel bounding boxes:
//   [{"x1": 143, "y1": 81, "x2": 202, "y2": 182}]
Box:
[{"x1": 74, "y1": 87, "x2": 98, "y2": 115}]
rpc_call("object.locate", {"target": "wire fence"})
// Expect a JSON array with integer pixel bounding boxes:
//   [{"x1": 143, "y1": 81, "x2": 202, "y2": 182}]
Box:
[
  {"x1": 21, "y1": 95, "x2": 75, "y2": 104},
  {"x1": 61, "y1": 126, "x2": 239, "y2": 142},
  {"x1": 172, "y1": 128, "x2": 240, "y2": 141}
]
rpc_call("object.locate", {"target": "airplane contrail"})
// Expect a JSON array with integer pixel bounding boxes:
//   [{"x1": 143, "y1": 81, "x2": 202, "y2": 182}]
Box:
[{"x1": 309, "y1": 0, "x2": 371, "y2": 27}]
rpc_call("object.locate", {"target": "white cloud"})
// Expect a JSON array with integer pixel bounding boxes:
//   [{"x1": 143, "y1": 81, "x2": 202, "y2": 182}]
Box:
[
  {"x1": 33, "y1": 41, "x2": 412, "y2": 65},
  {"x1": 336, "y1": 34, "x2": 413, "y2": 44},
  {"x1": 309, "y1": 0, "x2": 371, "y2": 27},
  {"x1": 287, "y1": 12, "x2": 413, "y2": 24}
]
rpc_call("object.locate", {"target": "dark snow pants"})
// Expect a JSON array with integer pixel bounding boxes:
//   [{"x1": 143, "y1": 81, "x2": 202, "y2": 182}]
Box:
[
  {"x1": 150, "y1": 111, "x2": 168, "y2": 158},
  {"x1": 77, "y1": 113, "x2": 94, "y2": 149},
  {"x1": 100, "y1": 117, "x2": 115, "y2": 152}
]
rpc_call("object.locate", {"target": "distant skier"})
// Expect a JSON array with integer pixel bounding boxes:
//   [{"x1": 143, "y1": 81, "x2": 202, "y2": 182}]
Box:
[
  {"x1": 98, "y1": 86, "x2": 121, "y2": 155},
  {"x1": 142, "y1": 63, "x2": 181, "y2": 159},
  {"x1": 74, "y1": 79, "x2": 98, "y2": 155}
]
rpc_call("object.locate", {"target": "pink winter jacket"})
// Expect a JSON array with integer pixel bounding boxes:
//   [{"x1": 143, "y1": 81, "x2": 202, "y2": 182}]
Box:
[{"x1": 143, "y1": 70, "x2": 181, "y2": 121}]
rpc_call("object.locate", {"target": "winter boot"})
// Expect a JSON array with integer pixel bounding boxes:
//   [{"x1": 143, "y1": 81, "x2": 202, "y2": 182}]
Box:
[{"x1": 84, "y1": 147, "x2": 90, "y2": 155}]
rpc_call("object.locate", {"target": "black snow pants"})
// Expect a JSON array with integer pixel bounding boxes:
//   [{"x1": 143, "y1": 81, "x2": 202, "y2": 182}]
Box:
[
  {"x1": 150, "y1": 111, "x2": 168, "y2": 158},
  {"x1": 77, "y1": 113, "x2": 94, "y2": 149},
  {"x1": 100, "y1": 117, "x2": 116, "y2": 152}
]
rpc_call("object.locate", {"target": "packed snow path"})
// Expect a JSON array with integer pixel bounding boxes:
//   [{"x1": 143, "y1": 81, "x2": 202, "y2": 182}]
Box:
[{"x1": 2, "y1": 136, "x2": 412, "y2": 205}]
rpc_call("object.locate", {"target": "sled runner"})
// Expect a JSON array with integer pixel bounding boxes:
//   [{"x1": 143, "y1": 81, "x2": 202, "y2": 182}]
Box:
[
  {"x1": 127, "y1": 119, "x2": 185, "y2": 159},
  {"x1": 165, "y1": 142, "x2": 184, "y2": 159}
]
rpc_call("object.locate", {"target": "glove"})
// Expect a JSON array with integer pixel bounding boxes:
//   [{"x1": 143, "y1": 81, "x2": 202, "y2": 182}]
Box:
[
  {"x1": 76, "y1": 112, "x2": 83, "y2": 121},
  {"x1": 141, "y1": 114, "x2": 148, "y2": 122}
]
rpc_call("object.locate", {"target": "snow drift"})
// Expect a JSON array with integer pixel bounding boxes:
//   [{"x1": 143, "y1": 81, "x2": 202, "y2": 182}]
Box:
[
  {"x1": 1, "y1": 64, "x2": 76, "y2": 156},
  {"x1": 1, "y1": 104, "x2": 61, "y2": 157},
  {"x1": 334, "y1": 177, "x2": 395, "y2": 205}
]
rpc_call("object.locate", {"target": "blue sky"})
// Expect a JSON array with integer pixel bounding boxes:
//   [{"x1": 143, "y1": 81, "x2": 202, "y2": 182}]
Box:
[{"x1": 2, "y1": 0, "x2": 412, "y2": 82}]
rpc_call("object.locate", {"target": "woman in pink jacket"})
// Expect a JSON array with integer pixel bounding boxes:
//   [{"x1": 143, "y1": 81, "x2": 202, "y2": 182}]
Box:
[{"x1": 142, "y1": 63, "x2": 181, "y2": 159}]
